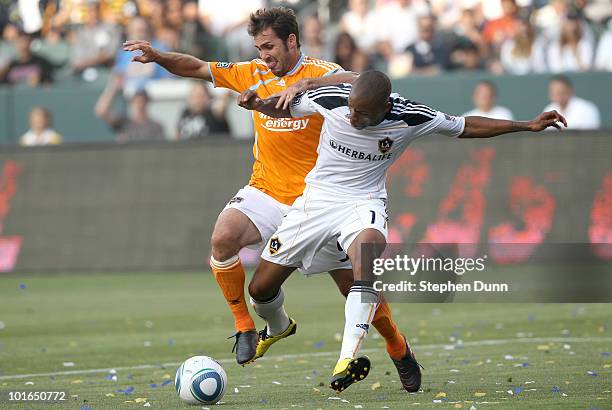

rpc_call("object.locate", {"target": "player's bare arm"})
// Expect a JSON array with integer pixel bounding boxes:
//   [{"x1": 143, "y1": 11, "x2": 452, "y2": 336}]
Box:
[
  {"x1": 123, "y1": 40, "x2": 212, "y2": 81},
  {"x1": 272, "y1": 72, "x2": 359, "y2": 110},
  {"x1": 238, "y1": 90, "x2": 290, "y2": 118},
  {"x1": 460, "y1": 110, "x2": 567, "y2": 138}
]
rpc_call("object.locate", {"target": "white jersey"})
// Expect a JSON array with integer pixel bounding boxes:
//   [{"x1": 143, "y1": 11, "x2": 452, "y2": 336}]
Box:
[{"x1": 289, "y1": 84, "x2": 465, "y2": 200}]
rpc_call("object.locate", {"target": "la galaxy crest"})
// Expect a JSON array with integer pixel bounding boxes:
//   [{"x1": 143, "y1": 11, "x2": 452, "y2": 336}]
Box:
[
  {"x1": 269, "y1": 237, "x2": 282, "y2": 255},
  {"x1": 378, "y1": 137, "x2": 393, "y2": 154}
]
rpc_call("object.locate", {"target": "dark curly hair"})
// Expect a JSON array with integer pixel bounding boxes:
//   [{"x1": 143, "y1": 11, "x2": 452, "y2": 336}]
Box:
[{"x1": 247, "y1": 7, "x2": 300, "y2": 47}]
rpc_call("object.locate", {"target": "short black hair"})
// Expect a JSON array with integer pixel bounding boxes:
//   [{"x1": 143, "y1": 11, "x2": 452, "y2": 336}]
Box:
[
  {"x1": 248, "y1": 7, "x2": 300, "y2": 47},
  {"x1": 550, "y1": 75, "x2": 573, "y2": 88},
  {"x1": 353, "y1": 70, "x2": 392, "y2": 105}
]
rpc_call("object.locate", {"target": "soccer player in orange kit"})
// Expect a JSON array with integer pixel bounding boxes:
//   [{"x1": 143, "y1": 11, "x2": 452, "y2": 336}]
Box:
[{"x1": 123, "y1": 7, "x2": 420, "y2": 392}]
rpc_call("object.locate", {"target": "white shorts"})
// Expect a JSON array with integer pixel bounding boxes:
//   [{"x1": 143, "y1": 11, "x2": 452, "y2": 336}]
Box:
[
  {"x1": 222, "y1": 185, "x2": 352, "y2": 275},
  {"x1": 261, "y1": 193, "x2": 388, "y2": 271}
]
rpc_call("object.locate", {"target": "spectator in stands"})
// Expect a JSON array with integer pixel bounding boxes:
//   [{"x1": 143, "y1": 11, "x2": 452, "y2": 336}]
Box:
[
  {"x1": 483, "y1": 0, "x2": 520, "y2": 49},
  {"x1": 375, "y1": 0, "x2": 425, "y2": 61},
  {"x1": 453, "y1": 7, "x2": 487, "y2": 59},
  {"x1": 333, "y1": 32, "x2": 371, "y2": 73},
  {"x1": 543, "y1": 75, "x2": 600, "y2": 130},
  {"x1": 146, "y1": 0, "x2": 167, "y2": 36},
  {"x1": 52, "y1": 0, "x2": 91, "y2": 28},
  {"x1": 20, "y1": 106, "x2": 62, "y2": 146},
  {"x1": 595, "y1": 20, "x2": 612, "y2": 71},
  {"x1": 178, "y1": 0, "x2": 215, "y2": 59},
  {"x1": 166, "y1": 0, "x2": 184, "y2": 32},
  {"x1": 0, "y1": 23, "x2": 18, "y2": 72},
  {"x1": 547, "y1": 14, "x2": 594, "y2": 72},
  {"x1": 113, "y1": 16, "x2": 172, "y2": 97},
  {"x1": 453, "y1": 41, "x2": 486, "y2": 71},
  {"x1": 176, "y1": 82, "x2": 229, "y2": 140},
  {"x1": 534, "y1": 0, "x2": 570, "y2": 41},
  {"x1": 95, "y1": 74, "x2": 165, "y2": 142},
  {"x1": 70, "y1": 1, "x2": 121, "y2": 77},
  {"x1": 32, "y1": 26, "x2": 71, "y2": 71},
  {"x1": 0, "y1": 1, "x2": 15, "y2": 35},
  {"x1": 429, "y1": 0, "x2": 463, "y2": 30},
  {"x1": 301, "y1": 15, "x2": 332, "y2": 62},
  {"x1": 500, "y1": 18, "x2": 548, "y2": 74},
  {"x1": 199, "y1": 0, "x2": 264, "y2": 61},
  {"x1": 462, "y1": 80, "x2": 514, "y2": 120},
  {"x1": 338, "y1": 0, "x2": 378, "y2": 51},
  {"x1": 0, "y1": 29, "x2": 53, "y2": 85},
  {"x1": 404, "y1": 14, "x2": 452, "y2": 75}
]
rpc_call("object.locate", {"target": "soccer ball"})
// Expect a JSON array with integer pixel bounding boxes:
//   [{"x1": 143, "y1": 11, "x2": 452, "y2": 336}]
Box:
[{"x1": 175, "y1": 356, "x2": 227, "y2": 405}]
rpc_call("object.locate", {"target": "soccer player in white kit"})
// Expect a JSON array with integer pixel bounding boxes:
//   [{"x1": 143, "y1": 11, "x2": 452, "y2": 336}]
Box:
[{"x1": 239, "y1": 71, "x2": 567, "y2": 392}]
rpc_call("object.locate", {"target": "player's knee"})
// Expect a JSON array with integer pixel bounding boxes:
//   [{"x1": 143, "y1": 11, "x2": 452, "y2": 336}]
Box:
[
  {"x1": 211, "y1": 228, "x2": 240, "y2": 260},
  {"x1": 248, "y1": 268, "x2": 279, "y2": 301},
  {"x1": 247, "y1": 278, "x2": 268, "y2": 301}
]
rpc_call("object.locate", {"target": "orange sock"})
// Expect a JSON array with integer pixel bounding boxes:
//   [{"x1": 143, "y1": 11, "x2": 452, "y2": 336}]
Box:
[
  {"x1": 210, "y1": 256, "x2": 255, "y2": 332},
  {"x1": 372, "y1": 299, "x2": 407, "y2": 360}
]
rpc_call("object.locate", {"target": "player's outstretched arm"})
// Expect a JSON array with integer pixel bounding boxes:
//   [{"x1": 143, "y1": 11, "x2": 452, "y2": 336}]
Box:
[
  {"x1": 272, "y1": 71, "x2": 359, "y2": 110},
  {"x1": 460, "y1": 110, "x2": 567, "y2": 138},
  {"x1": 238, "y1": 89, "x2": 291, "y2": 118},
  {"x1": 123, "y1": 40, "x2": 212, "y2": 81}
]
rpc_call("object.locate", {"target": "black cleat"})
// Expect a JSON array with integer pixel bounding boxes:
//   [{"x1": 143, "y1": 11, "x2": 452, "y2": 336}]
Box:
[
  {"x1": 228, "y1": 330, "x2": 258, "y2": 365},
  {"x1": 329, "y1": 356, "x2": 371, "y2": 393},
  {"x1": 391, "y1": 336, "x2": 423, "y2": 392}
]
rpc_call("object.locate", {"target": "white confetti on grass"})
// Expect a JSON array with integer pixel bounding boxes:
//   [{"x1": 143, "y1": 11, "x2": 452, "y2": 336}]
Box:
[
  {"x1": 272, "y1": 381, "x2": 282, "y2": 385},
  {"x1": 24, "y1": 381, "x2": 34, "y2": 385},
  {"x1": 234, "y1": 387, "x2": 239, "y2": 393},
  {"x1": 63, "y1": 362, "x2": 75, "y2": 367}
]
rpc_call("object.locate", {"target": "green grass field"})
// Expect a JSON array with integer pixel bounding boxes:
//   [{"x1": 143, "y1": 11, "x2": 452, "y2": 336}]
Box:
[{"x1": 0, "y1": 271, "x2": 610, "y2": 409}]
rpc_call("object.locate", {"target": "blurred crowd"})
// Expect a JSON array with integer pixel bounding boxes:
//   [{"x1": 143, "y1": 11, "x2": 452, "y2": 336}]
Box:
[{"x1": 0, "y1": 0, "x2": 610, "y2": 145}]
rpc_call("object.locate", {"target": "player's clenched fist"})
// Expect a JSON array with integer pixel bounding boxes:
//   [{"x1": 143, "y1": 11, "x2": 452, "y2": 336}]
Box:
[
  {"x1": 238, "y1": 89, "x2": 263, "y2": 111},
  {"x1": 123, "y1": 40, "x2": 160, "y2": 64}
]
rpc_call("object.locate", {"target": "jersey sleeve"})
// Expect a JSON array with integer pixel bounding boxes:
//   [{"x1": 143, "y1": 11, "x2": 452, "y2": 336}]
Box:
[
  {"x1": 413, "y1": 111, "x2": 465, "y2": 138},
  {"x1": 289, "y1": 91, "x2": 319, "y2": 118},
  {"x1": 322, "y1": 64, "x2": 344, "y2": 76},
  {"x1": 208, "y1": 61, "x2": 253, "y2": 93}
]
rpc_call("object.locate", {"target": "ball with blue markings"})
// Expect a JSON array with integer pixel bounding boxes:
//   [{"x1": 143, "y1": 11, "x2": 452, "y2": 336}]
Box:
[{"x1": 175, "y1": 356, "x2": 227, "y2": 405}]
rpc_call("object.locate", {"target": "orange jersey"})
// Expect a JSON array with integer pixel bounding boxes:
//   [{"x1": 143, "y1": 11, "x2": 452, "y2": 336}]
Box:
[{"x1": 209, "y1": 54, "x2": 342, "y2": 205}]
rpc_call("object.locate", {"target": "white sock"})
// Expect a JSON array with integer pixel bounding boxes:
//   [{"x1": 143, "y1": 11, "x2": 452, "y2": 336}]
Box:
[
  {"x1": 339, "y1": 282, "x2": 379, "y2": 360},
  {"x1": 251, "y1": 288, "x2": 291, "y2": 336}
]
